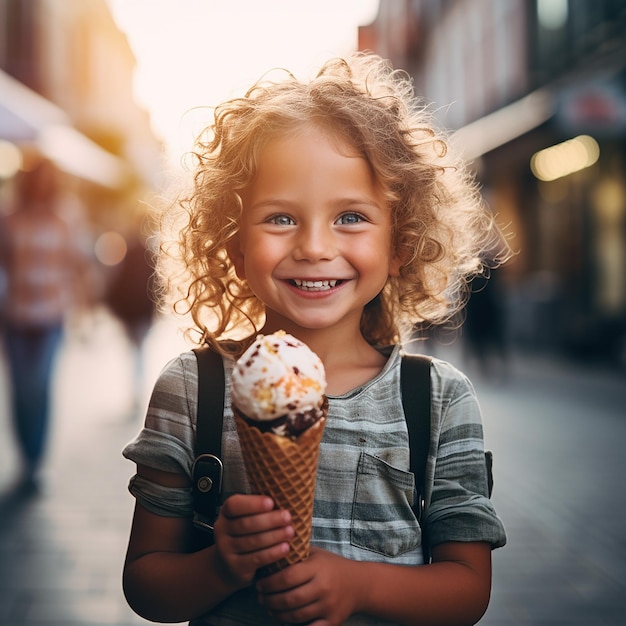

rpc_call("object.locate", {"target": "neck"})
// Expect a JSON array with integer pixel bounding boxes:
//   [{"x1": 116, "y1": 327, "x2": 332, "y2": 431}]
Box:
[
  {"x1": 259, "y1": 318, "x2": 366, "y2": 360},
  {"x1": 259, "y1": 319, "x2": 388, "y2": 395}
]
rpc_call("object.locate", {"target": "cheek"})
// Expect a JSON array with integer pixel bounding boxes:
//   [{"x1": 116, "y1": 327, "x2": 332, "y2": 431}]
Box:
[
  {"x1": 369, "y1": 232, "x2": 399, "y2": 275},
  {"x1": 241, "y1": 239, "x2": 278, "y2": 277}
]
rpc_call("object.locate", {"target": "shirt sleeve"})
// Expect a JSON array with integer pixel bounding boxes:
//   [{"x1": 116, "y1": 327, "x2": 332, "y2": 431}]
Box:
[
  {"x1": 423, "y1": 359, "x2": 507, "y2": 550},
  {"x1": 122, "y1": 351, "x2": 199, "y2": 517}
]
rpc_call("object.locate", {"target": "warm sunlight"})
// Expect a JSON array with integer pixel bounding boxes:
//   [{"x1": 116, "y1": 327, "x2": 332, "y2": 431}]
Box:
[{"x1": 107, "y1": 0, "x2": 379, "y2": 166}]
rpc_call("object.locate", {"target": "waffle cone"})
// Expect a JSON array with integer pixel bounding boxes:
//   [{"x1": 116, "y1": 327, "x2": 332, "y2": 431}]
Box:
[{"x1": 234, "y1": 407, "x2": 326, "y2": 572}]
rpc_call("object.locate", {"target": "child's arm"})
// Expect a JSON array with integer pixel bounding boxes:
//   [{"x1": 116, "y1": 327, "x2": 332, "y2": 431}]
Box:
[
  {"x1": 122, "y1": 464, "x2": 294, "y2": 623},
  {"x1": 256, "y1": 542, "x2": 491, "y2": 626}
]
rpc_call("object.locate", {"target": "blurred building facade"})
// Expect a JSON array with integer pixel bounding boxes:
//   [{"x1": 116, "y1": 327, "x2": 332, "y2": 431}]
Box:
[
  {"x1": 0, "y1": 0, "x2": 165, "y2": 310},
  {"x1": 0, "y1": 0, "x2": 163, "y2": 225},
  {"x1": 361, "y1": 0, "x2": 626, "y2": 366}
]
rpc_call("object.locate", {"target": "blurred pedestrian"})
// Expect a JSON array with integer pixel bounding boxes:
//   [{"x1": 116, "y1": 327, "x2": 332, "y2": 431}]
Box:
[
  {"x1": 463, "y1": 267, "x2": 509, "y2": 379},
  {"x1": 105, "y1": 230, "x2": 157, "y2": 411},
  {"x1": 0, "y1": 158, "x2": 92, "y2": 492}
]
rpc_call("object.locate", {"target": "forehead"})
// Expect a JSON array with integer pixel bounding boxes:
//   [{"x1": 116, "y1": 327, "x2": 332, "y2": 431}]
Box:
[
  {"x1": 264, "y1": 123, "x2": 358, "y2": 156},
  {"x1": 249, "y1": 128, "x2": 374, "y2": 192}
]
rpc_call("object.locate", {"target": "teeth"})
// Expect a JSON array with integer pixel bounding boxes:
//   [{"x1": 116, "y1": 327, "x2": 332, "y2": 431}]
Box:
[{"x1": 293, "y1": 279, "x2": 338, "y2": 291}]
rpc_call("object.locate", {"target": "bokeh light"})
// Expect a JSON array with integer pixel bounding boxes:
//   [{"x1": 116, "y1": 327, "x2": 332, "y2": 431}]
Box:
[
  {"x1": 94, "y1": 231, "x2": 128, "y2": 266},
  {"x1": 0, "y1": 140, "x2": 23, "y2": 179},
  {"x1": 530, "y1": 134, "x2": 600, "y2": 181}
]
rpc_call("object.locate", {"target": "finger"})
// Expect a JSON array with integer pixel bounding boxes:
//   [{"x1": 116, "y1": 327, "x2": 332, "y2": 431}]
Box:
[
  {"x1": 220, "y1": 494, "x2": 276, "y2": 518},
  {"x1": 265, "y1": 596, "x2": 322, "y2": 626},
  {"x1": 225, "y1": 508, "x2": 292, "y2": 539},
  {"x1": 233, "y1": 523, "x2": 294, "y2": 555}
]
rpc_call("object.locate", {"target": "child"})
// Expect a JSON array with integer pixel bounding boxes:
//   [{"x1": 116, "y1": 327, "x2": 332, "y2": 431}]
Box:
[{"x1": 122, "y1": 53, "x2": 508, "y2": 626}]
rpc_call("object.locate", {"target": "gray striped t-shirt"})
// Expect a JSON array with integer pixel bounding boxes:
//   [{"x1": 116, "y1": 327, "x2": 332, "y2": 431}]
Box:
[{"x1": 123, "y1": 344, "x2": 506, "y2": 625}]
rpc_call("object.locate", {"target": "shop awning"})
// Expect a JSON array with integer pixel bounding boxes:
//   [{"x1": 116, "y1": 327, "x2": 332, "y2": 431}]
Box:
[
  {"x1": 0, "y1": 69, "x2": 127, "y2": 188},
  {"x1": 451, "y1": 88, "x2": 556, "y2": 161}
]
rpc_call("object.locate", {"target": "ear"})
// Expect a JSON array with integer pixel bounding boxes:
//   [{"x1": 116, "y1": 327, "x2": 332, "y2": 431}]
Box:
[{"x1": 226, "y1": 233, "x2": 246, "y2": 280}]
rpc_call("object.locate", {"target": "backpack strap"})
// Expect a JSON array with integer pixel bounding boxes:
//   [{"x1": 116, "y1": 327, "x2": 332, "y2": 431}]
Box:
[
  {"x1": 191, "y1": 346, "x2": 226, "y2": 535},
  {"x1": 400, "y1": 354, "x2": 432, "y2": 517},
  {"x1": 400, "y1": 354, "x2": 432, "y2": 562}
]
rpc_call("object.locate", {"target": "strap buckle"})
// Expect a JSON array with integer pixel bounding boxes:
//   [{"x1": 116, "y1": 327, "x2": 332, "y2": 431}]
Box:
[{"x1": 192, "y1": 453, "x2": 223, "y2": 531}]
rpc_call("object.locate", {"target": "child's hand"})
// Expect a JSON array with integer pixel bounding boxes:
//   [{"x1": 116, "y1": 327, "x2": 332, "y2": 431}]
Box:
[
  {"x1": 212, "y1": 494, "x2": 294, "y2": 589},
  {"x1": 255, "y1": 547, "x2": 358, "y2": 626}
]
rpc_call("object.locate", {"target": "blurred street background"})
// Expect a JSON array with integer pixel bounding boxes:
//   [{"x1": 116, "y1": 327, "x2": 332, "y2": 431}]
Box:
[{"x1": 1, "y1": 1, "x2": 625, "y2": 625}]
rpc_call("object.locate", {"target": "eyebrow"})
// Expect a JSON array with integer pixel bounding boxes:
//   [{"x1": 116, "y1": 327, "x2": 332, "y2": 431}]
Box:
[{"x1": 247, "y1": 196, "x2": 383, "y2": 211}]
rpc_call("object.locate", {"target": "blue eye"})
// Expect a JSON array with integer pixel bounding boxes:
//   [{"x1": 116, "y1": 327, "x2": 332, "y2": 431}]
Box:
[
  {"x1": 336, "y1": 212, "x2": 365, "y2": 225},
  {"x1": 269, "y1": 214, "x2": 295, "y2": 226}
]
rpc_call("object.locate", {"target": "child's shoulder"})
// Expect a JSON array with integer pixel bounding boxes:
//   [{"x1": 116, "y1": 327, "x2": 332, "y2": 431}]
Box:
[
  {"x1": 153, "y1": 350, "x2": 200, "y2": 390},
  {"x1": 428, "y1": 355, "x2": 471, "y2": 382},
  {"x1": 425, "y1": 356, "x2": 482, "y2": 427},
  {"x1": 161, "y1": 349, "x2": 197, "y2": 370},
  {"x1": 403, "y1": 351, "x2": 476, "y2": 398},
  {"x1": 158, "y1": 347, "x2": 236, "y2": 384},
  {"x1": 403, "y1": 350, "x2": 469, "y2": 380}
]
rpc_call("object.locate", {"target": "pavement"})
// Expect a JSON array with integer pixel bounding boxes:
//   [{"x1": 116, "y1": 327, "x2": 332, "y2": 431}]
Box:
[
  {"x1": 462, "y1": 350, "x2": 626, "y2": 626},
  {"x1": 0, "y1": 309, "x2": 625, "y2": 625}
]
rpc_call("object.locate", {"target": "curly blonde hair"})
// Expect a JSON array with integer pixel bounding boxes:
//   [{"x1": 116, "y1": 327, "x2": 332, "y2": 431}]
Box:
[{"x1": 157, "y1": 53, "x2": 509, "y2": 354}]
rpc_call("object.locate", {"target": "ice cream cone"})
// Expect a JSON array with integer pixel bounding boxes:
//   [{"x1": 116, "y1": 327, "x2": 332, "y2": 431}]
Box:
[{"x1": 234, "y1": 408, "x2": 326, "y2": 573}]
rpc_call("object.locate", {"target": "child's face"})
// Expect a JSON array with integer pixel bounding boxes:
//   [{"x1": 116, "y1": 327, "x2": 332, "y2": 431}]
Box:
[{"x1": 230, "y1": 127, "x2": 400, "y2": 335}]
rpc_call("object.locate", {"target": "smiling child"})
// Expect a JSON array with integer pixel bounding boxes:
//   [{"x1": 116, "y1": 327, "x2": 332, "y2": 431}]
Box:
[{"x1": 122, "y1": 53, "x2": 508, "y2": 626}]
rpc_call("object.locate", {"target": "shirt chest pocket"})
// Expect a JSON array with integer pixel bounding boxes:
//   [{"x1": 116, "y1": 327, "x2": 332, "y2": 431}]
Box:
[{"x1": 351, "y1": 452, "x2": 422, "y2": 558}]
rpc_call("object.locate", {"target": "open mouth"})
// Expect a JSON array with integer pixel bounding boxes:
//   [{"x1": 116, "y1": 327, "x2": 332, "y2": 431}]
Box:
[{"x1": 291, "y1": 279, "x2": 341, "y2": 292}]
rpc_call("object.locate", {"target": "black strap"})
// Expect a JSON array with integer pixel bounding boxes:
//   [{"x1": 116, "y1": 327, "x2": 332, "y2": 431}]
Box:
[
  {"x1": 191, "y1": 347, "x2": 226, "y2": 535},
  {"x1": 400, "y1": 354, "x2": 432, "y2": 518},
  {"x1": 193, "y1": 346, "x2": 225, "y2": 457},
  {"x1": 400, "y1": 354, "x2": 432, "y2": 562}
]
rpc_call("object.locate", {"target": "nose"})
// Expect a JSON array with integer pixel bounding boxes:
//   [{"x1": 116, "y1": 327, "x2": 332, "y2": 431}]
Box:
[{"x1": 292, "y1": 222, "x2": 336, "y2": 262}]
